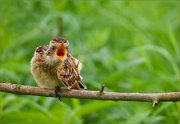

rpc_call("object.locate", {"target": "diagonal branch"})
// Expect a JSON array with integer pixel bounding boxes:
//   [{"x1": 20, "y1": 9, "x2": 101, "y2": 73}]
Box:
[{"x1": 0, "y1": 82, "x2": 180, "y2": 106}]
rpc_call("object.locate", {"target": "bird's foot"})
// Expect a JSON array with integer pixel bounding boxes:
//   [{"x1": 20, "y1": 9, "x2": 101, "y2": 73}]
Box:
[{"x1": 55, "y1": 86, "x2": 61, "y2": 101}]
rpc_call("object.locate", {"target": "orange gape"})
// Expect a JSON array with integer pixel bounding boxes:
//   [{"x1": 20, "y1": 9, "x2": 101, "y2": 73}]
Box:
[{"x1": 55, "y1": 43, "x2": 67, "y2": 61}]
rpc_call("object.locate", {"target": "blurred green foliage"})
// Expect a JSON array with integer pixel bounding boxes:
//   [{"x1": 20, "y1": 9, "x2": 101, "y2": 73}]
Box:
[{"x1": 0, "y1": 0, "x2": 180, "y2": 124}]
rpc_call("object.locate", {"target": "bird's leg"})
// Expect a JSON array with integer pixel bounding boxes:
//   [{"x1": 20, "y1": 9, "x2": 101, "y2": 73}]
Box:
[{"x1": 55, "y1": 86, "x2": 61, "y2": 101}]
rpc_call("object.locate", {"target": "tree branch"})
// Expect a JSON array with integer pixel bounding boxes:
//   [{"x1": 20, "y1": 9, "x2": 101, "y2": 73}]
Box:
[{"x1": 0, "y1": 82, "x2": 180, "y2": 106}]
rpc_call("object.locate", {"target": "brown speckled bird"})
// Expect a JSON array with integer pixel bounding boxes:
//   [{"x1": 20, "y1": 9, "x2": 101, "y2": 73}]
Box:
[
  {"x1": 31, "y1": 37, "x2": 86, "y2": 99},
  {"x1": 31, "y1": 44, "x2": 61, "y2": 88},
  {"x1": 49, "y1": 37, "x2": 86, "y2": 89}
]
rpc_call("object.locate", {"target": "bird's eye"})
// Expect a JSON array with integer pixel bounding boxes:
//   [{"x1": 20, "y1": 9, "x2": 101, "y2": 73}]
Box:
[{"x1": 51, "y1": 47, "x2": 55, "y2": 50}]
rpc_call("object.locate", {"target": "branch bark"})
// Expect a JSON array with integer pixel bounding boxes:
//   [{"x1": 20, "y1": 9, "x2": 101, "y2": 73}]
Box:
[{"x1": 0, "y1": 82, "x2": 180, "y2": 106}]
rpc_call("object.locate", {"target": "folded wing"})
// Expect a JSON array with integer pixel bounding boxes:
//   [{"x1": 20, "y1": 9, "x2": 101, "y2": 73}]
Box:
[{"x1": 57, "y1": 54, "x2": 86, "y2": 89}]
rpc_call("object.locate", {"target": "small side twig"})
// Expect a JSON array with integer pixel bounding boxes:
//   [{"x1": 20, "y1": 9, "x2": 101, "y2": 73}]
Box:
[{"x1": 99, "y1": 84, "x2": 105, "y2": 94}]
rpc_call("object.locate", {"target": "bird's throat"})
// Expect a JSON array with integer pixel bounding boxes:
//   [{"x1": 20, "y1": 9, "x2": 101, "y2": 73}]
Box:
[{"x1": 55, "y1": 43, "x2": 67, "y2": 61}]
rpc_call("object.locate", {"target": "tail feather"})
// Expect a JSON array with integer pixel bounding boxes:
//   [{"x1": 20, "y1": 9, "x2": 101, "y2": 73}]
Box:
[{"x1": 79, "y1": 82, "x2": 87, "y2": 89}]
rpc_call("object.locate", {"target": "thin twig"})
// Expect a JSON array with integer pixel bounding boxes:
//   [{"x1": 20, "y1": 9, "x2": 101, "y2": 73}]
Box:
[
  {"x1": 99, "y1": 84, "x2": 105, "y2": 94},
  {"x1": 0, "y1": 82, "x2": 180, "y2": 104}
]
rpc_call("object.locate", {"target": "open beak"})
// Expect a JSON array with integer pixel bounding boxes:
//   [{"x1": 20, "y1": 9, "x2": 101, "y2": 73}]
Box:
[{"x1": 55, "y1": 43, "x2": 67, "y2": 61}]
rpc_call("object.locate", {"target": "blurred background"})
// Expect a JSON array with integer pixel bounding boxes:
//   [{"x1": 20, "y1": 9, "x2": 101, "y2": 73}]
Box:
[{"x1": 0, "y1": 0, "x2": 180, "y2": 124}]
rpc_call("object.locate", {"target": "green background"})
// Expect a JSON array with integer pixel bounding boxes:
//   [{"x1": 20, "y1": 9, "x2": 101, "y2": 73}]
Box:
[{"x1": 0, "y1": 0, "x2": 180, "y2": 124}]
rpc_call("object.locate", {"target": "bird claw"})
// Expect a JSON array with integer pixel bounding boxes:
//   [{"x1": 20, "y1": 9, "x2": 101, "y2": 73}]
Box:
[{"x1": 55, "y1": 86, "x2": 61, "y2": 101}]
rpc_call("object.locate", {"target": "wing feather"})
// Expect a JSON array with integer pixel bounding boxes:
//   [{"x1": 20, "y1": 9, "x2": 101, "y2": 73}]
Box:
[{"x1": 57, "y1": 56, "x2": 86, "y2": 89}]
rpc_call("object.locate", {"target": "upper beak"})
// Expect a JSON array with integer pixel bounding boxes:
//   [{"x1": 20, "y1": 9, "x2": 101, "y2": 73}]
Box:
[{"x1": 55, "y1": 43, "x2": 67, "y2": 61}]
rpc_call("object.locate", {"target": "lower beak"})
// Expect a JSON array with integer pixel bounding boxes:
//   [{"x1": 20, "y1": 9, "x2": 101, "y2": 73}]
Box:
[{"x1": 55, "y1": 43, "x2": 67, "y2": 61}]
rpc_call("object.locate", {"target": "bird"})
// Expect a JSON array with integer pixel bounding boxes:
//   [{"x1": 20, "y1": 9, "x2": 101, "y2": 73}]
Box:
[
  {"x1": 31, "y1": 37, "x2": 86, "y2": 99},
  {"x1": 31, "y1": 44, "x2": 61, "y2": 88},
  {"x1": 56, "y1": 50, "x2": 86, "y2": 89},
  {"x1": 49, "y1": 37, "x2": 86, "y2": 89}
]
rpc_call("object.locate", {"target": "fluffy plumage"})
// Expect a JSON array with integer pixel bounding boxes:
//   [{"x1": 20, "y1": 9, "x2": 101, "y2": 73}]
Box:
[{"x1": 30, "y1": 37, "x2": 86, "y2": 90}]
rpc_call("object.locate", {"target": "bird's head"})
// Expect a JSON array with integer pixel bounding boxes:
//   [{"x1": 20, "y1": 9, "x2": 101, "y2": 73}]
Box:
[
  {"x1": 45, "y1": 37, "x2": 69, "y2": 64},
  {"x1": 34, "y1": 45, "x2": 48, "y2": 58}
]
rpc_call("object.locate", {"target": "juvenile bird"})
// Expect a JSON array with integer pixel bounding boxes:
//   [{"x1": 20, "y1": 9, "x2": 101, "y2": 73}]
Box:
[
  {"x1": 31, "y1": 44, "x2": 61, "y2": 88},
  {"x1": 49, "y1": 37, "x2": 86, "y2": 89}
]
